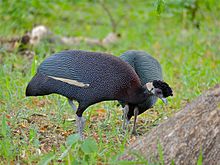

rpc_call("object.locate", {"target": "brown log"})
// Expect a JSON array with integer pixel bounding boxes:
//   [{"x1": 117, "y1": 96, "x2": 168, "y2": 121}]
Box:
[{"x1": 120, "y1": 84, "x2": 220, "y2": 165}]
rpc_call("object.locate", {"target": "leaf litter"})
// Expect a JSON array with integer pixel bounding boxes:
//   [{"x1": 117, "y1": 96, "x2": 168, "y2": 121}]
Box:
[{"x1": 7, "y1": 106, "x2": 160, "y2": 162}]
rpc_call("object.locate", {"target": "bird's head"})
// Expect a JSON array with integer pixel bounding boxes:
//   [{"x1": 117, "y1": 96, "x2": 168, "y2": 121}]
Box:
[{"x1": 145, "y1": 80, "x2": 173, "y2": 104}]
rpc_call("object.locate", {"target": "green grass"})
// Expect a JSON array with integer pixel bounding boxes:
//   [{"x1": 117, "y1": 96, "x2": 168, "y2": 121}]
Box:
[{"x1": 0, "y1": 0, "x2": 220, "y2": 164}]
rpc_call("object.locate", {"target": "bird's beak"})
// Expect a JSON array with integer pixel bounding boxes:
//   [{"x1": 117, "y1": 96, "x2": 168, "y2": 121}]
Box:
[{"x1": 160, "y1": 97, "x2": 168, "y2": 105}]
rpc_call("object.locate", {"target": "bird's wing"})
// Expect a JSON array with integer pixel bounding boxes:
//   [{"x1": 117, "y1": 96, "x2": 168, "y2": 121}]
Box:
[
  {"x1": 133, "y1": 53, "x2": 163, "y2": 84},
  {"x1": 120, "y1": 50, "x2": 163, "y2": 85},
  {"x1": 119, "y1": 52, "x2": 136, "y2": 68},
  {"x1": 37, "y1": 51, "x2": 90, "y2": 88}
]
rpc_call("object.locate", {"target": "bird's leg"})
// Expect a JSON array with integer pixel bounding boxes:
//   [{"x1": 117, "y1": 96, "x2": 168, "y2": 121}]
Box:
[
  {"x1": 122, "y1": 105, "x2": 129, "y2": 130},
  {"x1": 132, "y1": 107, "x2": 139, "y2": 135},
  {"x1": 68, "y1": 100, "x2": 86, "y2": 140},
  {"x1": 76, "y1": 115, "x2": 86, "y2": 140},
  {"x1": 76, "y1": 106, "x2": 86, "y2": 140},
  {"x1": 68, "y1": 99, "x2": 77, "y2": 112}
]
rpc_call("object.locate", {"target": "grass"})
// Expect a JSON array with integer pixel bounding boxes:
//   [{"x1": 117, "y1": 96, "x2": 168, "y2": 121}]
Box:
[{"x1": 0, "y1": 0, "x2": 220, "y2": 164}]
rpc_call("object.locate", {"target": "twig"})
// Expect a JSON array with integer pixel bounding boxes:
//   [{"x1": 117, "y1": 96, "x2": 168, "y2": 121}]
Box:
[
  {"x1": 99, "y1": 0, "x2": 117, "y2": 32},
  {"x1": 30, "y1": 113, "x2": 47, "y2": 117}
]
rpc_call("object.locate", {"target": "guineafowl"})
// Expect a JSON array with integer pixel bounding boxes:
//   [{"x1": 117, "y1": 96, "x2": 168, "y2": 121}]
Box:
[
  {"x1": 119, "y1": 50, "x2": 173, "y2": 134},
  {"x1": 26, "y1": 50, "x2": 172, "y2": 138}
]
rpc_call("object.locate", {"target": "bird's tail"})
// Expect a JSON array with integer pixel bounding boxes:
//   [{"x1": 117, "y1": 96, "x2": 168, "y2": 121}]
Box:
[{"x1": 26, "y1": 73, "x2": 53, "y2": 96}]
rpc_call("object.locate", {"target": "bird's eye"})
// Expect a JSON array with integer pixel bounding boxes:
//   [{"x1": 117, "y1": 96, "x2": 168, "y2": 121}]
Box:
[{"x1": 157, "y1": 91, "x2": 162, "y2": 95}]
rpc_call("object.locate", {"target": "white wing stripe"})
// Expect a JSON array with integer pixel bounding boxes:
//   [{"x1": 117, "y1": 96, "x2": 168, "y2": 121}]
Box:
[{"x1": 48, "y1": 76, "x2": 89, "y2": 88}]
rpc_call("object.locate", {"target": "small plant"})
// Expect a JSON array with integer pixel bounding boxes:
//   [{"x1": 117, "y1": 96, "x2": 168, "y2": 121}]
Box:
[
  {"x1": 0, "y1": 114, "x2": 14, "y2": 160},
  {"x1": 157, "y1": 142, "x2": 164, "y2": 165},
  {"x1": 31, "y1": 55, "x2": 38, "y2": 77},
  {"x1": 39, "y1": 134, "x2": 99, "y2": 164},
  {"x1": 29, "y1": 127, "x2": 40, "y2": 148},
  {"x1": 156, "y1": 0, "x2": 166, "y2": 15},
  {"x1": 197, "y1": 149, "x2": 203, "y2": 165}
]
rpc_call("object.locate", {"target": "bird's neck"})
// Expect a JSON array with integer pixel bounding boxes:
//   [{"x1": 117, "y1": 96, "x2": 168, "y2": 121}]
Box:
[
  {"x1": 131, "y1": 86, "x2": 153, "y2": 104},
  {"x1": 141, "y1": 86, "x2": 153, "y2": 102}
]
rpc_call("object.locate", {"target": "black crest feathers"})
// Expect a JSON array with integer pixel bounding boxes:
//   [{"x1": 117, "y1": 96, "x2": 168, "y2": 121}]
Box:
[{"x1": 153, "y1": 80, "x2": 173, "y2": 97}]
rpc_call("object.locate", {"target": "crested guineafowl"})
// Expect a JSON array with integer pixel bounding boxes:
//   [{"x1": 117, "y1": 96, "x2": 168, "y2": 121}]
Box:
[
  {"x1": 26, "y1": 50, "x2": 172, "y2": 138},
  {"x1": 119, "y1": 50, "x2": 173, "y2": 134}
]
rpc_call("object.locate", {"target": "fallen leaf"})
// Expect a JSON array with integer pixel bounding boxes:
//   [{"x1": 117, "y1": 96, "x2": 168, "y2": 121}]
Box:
[{"x1": 96, "y1": 108, "x2": 106, "y2": 114}]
